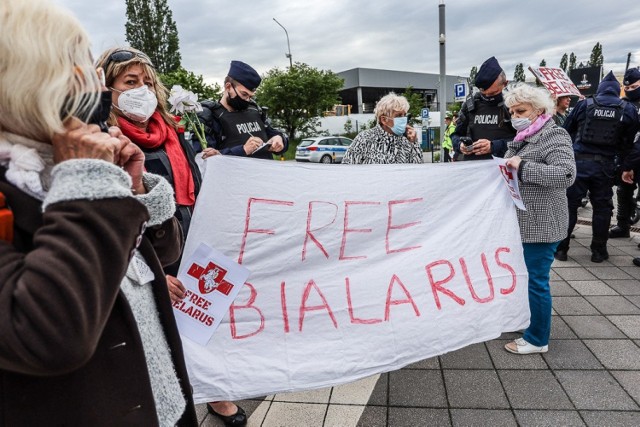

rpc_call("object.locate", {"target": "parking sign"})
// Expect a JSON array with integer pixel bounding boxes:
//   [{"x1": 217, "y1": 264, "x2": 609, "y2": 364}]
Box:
[
  {"x1": 421, "y1": 108, "x2": 430, "y2": 119},
  {"x1": 454, "y1": 83, "x2": 467, "y2": 102}
]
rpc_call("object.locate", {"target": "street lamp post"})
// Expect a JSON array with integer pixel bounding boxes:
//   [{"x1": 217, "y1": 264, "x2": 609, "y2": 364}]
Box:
[
  {"x1": 273, "y1": 18, "x2": 292, "y2": 68},
  {"x1": 438, "y1": 1, "x2": 446, "y2": 163}
]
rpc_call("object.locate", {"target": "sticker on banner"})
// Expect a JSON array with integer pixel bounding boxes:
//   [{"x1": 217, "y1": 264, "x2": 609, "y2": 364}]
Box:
[{"x1": 173, "y1": 242, "x2": 251, "y2": 345}]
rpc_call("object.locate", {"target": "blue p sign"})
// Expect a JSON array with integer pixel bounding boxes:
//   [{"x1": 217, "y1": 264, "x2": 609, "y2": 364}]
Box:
[{"x1": 454, "y1": 83, "x2": 466, "y2": 99}]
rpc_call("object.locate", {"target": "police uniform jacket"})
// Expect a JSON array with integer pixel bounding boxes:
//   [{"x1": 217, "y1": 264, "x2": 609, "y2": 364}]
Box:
[
  {"x1": 564, "y1": 78, "x2": 639, "y2": 158},
  {"x1": 505, "y1": 120, "x2": 576, "y2": 243},
  {"x1": 452, "y1": 92, "x2": 516, "y2": 160},
  {"x1": 0, "y1": 161, "x2": 198, "y2": 426},
  {"x1": 197, "y1": 100, "x2": 288, "y2": 160}
]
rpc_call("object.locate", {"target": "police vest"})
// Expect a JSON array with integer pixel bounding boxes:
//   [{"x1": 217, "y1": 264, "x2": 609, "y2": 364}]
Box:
[
  {"x1": 214, "y1": 106, "x2": 269, "y2": 152},
  {"x1": 579, "y1": 98, "x2": 624, "y2": 147},
  {"x1": 467, "y1": 101, "x2": 515, "y2": 144}
]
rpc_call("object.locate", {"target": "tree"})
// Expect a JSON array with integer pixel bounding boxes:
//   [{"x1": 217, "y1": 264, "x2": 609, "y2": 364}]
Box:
[
  {"x1": 569, "y1": 52, "x2": 577, "y2": 71},
  {"x1": 256, "y1": 62, "x2": 344, "y2": 140},
  {"x1": 540, "y1": 59, "x2": 547, "y2": 67},
  {"x1": 589, "y1": 42, "x2": 604, "y2": 67},
  {"x1": 402, "y1": 86, "x2": 424, "y2": 125},
  {"x1": 513, "y1": 63, "x2": 526, "y2": 82},
  {"x1": 160, "y1": 67, "x2": 221, "y2": 101},
  {"x1": 469, "y1": 66, "x2": 478, "y2": 87},
  {"x1": 125, "y1": 0, "x2": 181, "y2": 74},
  {"x1": 343, "y1": 118, "x2": 353, "y2": 136},
  {"x1": 559, "y1": 53, "x2": 568, "y2": 72}
]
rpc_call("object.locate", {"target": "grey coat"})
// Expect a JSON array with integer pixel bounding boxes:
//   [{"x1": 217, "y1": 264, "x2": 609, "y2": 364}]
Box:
[{"x1": 505, "y1": 120, "x2": 576, "y2": 243}]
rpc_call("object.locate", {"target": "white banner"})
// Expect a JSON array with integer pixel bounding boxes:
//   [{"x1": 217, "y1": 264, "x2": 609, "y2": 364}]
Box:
[{"x1": 180, "y1": 156, "x2": 529, "y2": 402}]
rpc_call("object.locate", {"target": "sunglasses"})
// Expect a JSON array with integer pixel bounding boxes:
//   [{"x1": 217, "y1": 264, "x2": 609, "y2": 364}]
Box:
[{"x1": 103, "y1": 50, "x2": 155, "y2": 71}]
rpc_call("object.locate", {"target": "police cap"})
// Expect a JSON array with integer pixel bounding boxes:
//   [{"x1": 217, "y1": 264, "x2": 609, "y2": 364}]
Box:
[
  {"x1": 475, "y1": 56, "x2": 503, "y2": 90},
  {"x1": 623, "y1": 67, "x2": 640, "y2": 86},
  {"x1": 228, "y1": 60, "x2": 261, "y2": 92}
]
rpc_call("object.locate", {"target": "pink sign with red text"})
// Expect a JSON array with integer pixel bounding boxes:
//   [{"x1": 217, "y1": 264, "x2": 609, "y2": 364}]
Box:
[
  {"x1": 529, "y1": 66, "x2": 582, "y2": 98},
  {"x1": 180, "y1": 156, "x2": 529, "y2": 402}
]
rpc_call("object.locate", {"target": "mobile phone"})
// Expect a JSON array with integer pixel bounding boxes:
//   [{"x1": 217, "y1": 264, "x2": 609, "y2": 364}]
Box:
[
  {"x1": 459, "y1": 136, "x2": 473, "y2": 149},
  {"x1": 403, "y1": 114, "x2": 412, "y2": 137}
]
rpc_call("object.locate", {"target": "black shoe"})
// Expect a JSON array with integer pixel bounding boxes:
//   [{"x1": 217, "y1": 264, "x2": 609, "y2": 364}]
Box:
[
  {"x1": 591, "y1": 248, "x2": 609, "y2": 263},
  {"x1": 554, "y1": 250, "x2": 568, "y2": 261},
  {"x1": 207, "y1": 403, "x2": 247, "y2": 427},
  {"x1": 609, "y1": 226, "x2": 630, "y2": 238},
  {"x1": 633, "y1": 257, "x2": 640, "y2": 267}
]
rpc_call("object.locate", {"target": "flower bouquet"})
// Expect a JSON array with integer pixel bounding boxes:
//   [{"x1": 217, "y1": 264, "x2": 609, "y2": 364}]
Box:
[{"x1": 168, "y1": 85, "x2": 207, "y2": 150}]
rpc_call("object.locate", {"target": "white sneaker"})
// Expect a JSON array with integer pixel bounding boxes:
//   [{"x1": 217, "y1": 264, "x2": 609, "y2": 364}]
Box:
[{"x1": 504, "y1": 337, "x2": 548, "y2": 354}]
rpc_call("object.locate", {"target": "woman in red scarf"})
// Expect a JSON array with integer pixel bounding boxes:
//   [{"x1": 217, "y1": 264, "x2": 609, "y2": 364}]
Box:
[
  {"x1": 97, "y1": 47, "x2": 201, "y2": 248},
  {"x1": 97, "y1": 48, "x2": 246, "y2": 427}
]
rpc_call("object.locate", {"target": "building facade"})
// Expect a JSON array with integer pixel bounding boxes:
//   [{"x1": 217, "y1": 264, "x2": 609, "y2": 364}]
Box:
[{"x1": 337, "y1": 68, "x2": 467, "y2": 114}]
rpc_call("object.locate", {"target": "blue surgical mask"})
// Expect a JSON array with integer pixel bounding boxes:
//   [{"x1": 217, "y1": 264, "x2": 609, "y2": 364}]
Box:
[{"x1": 390, "y1": 116, "x2": 408, "y2": 136}]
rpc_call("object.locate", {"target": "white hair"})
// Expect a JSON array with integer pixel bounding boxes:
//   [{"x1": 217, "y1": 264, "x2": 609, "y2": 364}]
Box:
[
  {"x1": 374, "y1": 92, "x2": 410, "y2": 122},
  {"x1": 0, "y1": 0, "x2": 100, "y2": 142},
  {"x1": 503, "y1": 83, "x2": 555, "y2": 115}
]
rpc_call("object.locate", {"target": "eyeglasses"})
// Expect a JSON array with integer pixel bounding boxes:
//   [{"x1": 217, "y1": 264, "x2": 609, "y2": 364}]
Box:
[
  {"x1": 231, "y1": 83, "x2": 254, "y2": 101},
  {"x1": 102, "y1": 50, "x2": 155, "y2": 71}
]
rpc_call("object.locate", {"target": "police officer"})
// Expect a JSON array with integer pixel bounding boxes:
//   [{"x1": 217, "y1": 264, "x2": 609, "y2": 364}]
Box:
[
  {"x1": 452, "y1": 56, "x2": 516, "y2": 160},
  {"x1": 555, "y1": 71, "x2": 639, "y2": 263},
  {"x1": 442, "y1": 111, "x2": 455, "y2": 162},
  {"x1": 198, "y1": 60, "x2": 288, "y2": 160},
  {"x1": 609, "y1": 67, "x2": 640, "y2": 238}
]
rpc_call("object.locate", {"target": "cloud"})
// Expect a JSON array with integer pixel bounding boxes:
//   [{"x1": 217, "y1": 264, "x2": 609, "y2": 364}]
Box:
[{"x1": 54, "y1": 0, "x2": 640, "y2": 86}]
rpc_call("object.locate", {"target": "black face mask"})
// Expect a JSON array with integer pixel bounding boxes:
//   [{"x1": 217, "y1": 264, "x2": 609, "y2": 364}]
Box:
[
  {"x1": 480, "y1": 92, "x2": 503, "y2": 105},
  {"x1": 227, "y1": 85, "x2": 251, "y2": 111},
  {"x1": 625, "y1": 86, "x2": 640, "y2": 102},
  {"x1": 62, "y1": 90, "x2": 113, "y2": 132}
]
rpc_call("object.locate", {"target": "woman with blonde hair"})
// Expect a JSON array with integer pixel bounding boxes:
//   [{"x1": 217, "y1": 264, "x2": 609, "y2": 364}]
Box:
[
  {"x1": 96, "y1": 46, "x2": 203, "y2": 263},
  {"x1": 96, "y1": 47, "x2": 247, "y2": 426},
  {"x1": 342, "y1": 92, "x2": 423, "y2": 164},
  {"x1": 0, "y1": 0, "x2": 197, "y2": 425}
]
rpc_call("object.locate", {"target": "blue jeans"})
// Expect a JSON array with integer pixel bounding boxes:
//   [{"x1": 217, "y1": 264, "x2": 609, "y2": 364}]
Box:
[{"x1": 522, "y1": 241, "x2": 560, "y2": 347}]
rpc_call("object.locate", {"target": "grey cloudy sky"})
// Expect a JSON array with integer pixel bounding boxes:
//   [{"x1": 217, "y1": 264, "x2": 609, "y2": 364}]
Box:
[{"x1": 55, "y1": 0, "x2": 640, "y2": 86}]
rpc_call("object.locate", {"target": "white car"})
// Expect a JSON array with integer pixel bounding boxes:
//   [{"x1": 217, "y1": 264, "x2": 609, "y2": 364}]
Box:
[{"x1": 295, "y1": 136, "x2": 353, "y2": 164}]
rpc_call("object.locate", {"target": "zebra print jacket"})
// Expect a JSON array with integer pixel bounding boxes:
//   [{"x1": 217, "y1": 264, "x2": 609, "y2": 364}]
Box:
[
  {"x1": 505, "y1": 120, "x2": 576, "y2": 243},
  {"x1": 342, "y1": 125, "x2": 424, "y2": 165}
]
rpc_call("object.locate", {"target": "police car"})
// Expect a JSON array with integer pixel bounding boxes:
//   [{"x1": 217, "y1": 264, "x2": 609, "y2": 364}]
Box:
[{"x1": 295, "y1": 136, "x2": 353, "y2": 164}]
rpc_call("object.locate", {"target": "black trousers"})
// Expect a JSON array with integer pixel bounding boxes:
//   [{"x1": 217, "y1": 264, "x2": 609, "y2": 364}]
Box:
[
  {"x1": 558, "y1": 159, "x2": 615, "y2": 252},
  {"x1": 614, "y1": 180, "x2": 637, "y2": 229}
]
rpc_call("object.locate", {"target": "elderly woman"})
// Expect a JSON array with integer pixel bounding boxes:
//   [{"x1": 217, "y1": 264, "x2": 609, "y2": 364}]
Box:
[
  {"x1": 0, "y1": 0, "x2": 196, "y2": 425},
  {"x1": 502, "y1": 83, "x2": 576, "y2": 355},
  {"x1": 342, "y1": 92, "x2": 423, "y2": 164},
  {"x1": 96, "y1": 47, "x2": 246, "y2": 426}
]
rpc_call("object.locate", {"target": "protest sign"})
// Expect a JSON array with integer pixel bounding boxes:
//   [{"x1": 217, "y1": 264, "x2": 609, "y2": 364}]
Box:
[
  {"x1": 173, "y1": 243, "x2": 251, "y2": 345},
  {"x1": 493, "y1": 156, "x2": 526, "y2": 210},
  {"x1": 180, "y1": 156, "x2": 529, "y2": 402},
  {"x1": 529, "y1": 66, "x2": 582, "y2": 98}
]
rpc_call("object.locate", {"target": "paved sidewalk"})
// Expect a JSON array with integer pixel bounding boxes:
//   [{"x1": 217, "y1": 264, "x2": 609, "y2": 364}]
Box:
[{"x1": 197, "y1": 221, "x2": 640, "y2": 427}]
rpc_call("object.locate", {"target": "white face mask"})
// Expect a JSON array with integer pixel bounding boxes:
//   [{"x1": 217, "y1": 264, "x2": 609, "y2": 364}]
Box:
[
  {"x1": 511, "y1": 117, "x2": 532, "y2": 131},
  {"x1": 112, "y1": 85, "x2": 158, "y2": 122}
]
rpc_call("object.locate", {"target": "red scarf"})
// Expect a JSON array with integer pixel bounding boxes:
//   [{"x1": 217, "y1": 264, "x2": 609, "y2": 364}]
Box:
[{"x1": 118, "y1": 112, "x2": 195, "y2": 206}]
